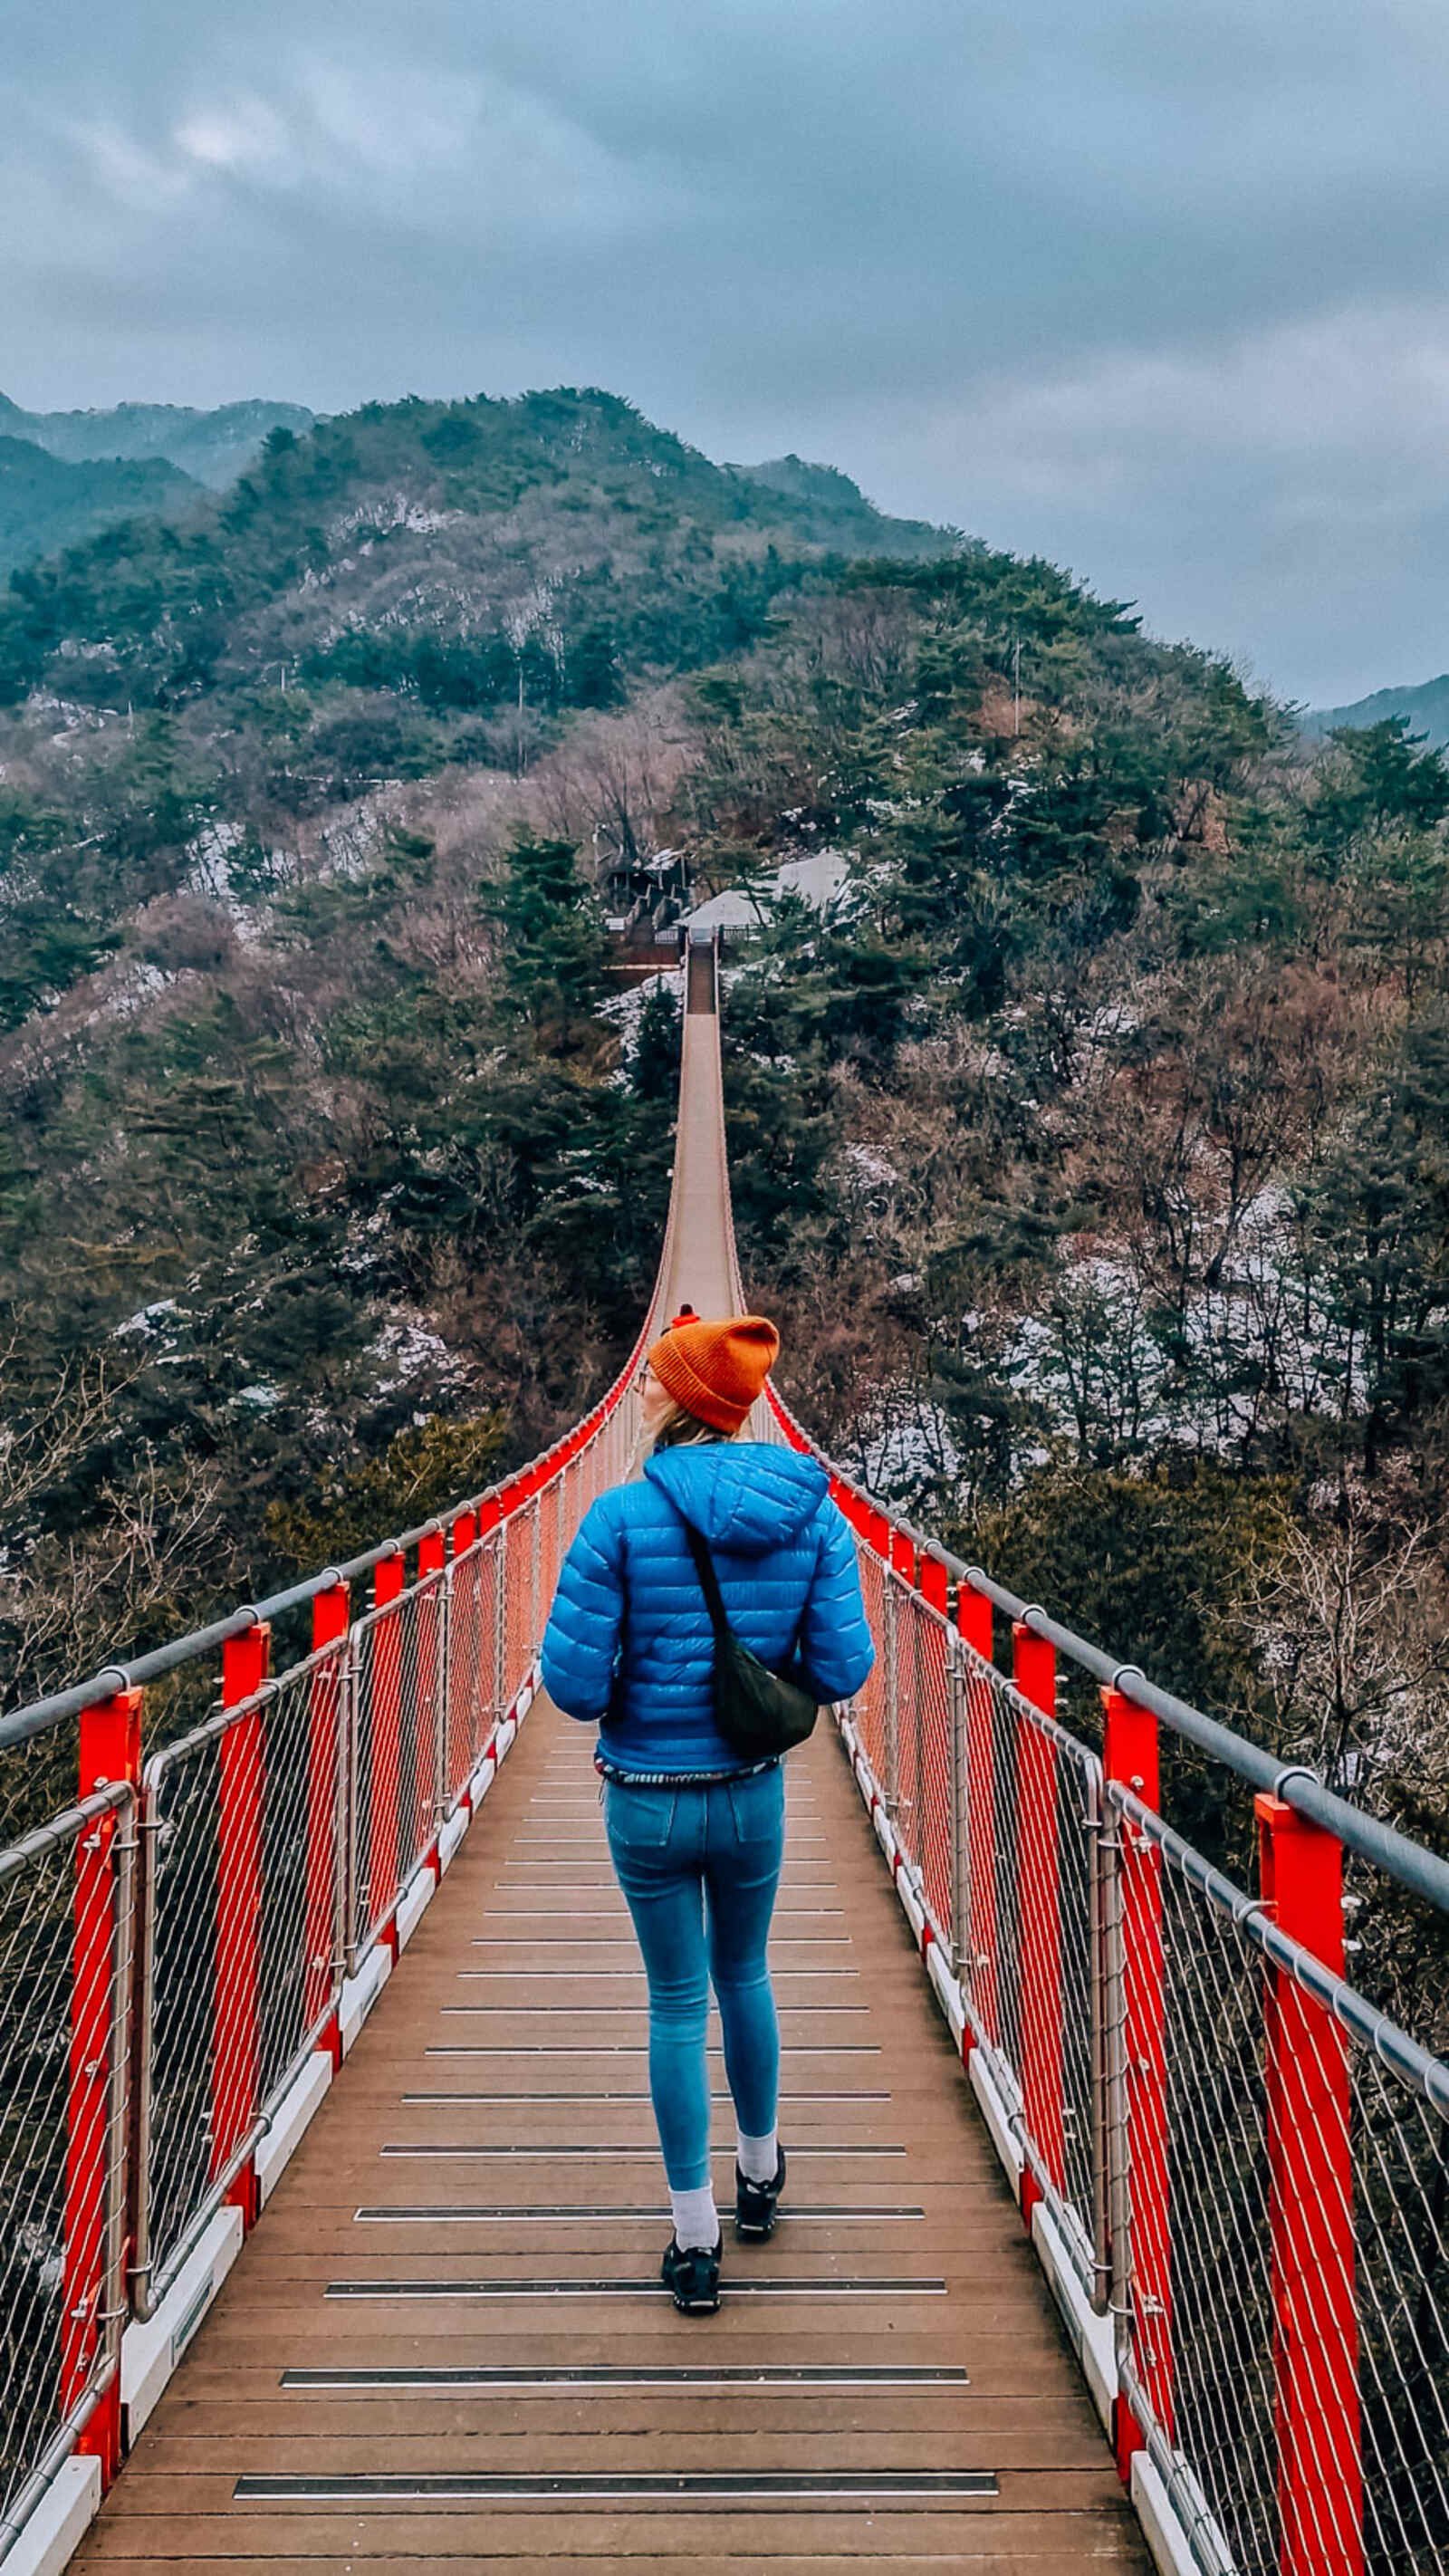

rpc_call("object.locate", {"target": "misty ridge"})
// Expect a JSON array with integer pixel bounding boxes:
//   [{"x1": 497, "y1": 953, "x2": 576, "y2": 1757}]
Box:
[{"x1": 0, "y1": 380, "x2": 1447, "y2": 2040}]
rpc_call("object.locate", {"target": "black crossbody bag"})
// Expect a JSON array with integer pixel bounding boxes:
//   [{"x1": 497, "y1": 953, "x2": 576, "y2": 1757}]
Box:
[{"x1": 672, "y1": 1508, "x2": 821, "y2": 1759}]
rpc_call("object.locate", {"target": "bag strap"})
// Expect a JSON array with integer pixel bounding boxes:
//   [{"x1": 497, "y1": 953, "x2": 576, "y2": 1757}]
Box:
[
  {"x1": 660, "y1": 1485, "x2": 807, "y2": 1673},
  {"x1": 675, "y1": 1510, "x2": 734, "y2": 1648}
]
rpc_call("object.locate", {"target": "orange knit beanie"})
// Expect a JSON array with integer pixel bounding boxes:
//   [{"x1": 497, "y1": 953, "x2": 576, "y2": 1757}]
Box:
[{"x1": 648, "y1": 1312, "x2": 781, "y2": 1434}]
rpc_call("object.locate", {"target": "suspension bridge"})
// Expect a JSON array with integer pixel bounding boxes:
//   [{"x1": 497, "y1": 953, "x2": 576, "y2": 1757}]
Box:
[{"x1": 2, "y1": 931, "x2": 1446, "y2": 2576}]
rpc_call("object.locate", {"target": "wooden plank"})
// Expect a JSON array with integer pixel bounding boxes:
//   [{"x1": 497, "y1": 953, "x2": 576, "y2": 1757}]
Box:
[
  {"x1": 72, "y1": 2506, "x2": 1146, "y2": 2560},
  {"x1": 75, "y1": 2558, "x2": 1148, "y2": 2574}
]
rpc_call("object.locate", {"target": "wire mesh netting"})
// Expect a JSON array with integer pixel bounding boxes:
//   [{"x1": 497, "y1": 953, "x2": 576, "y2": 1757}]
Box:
[
  {"x1": 890, "y1": 1580, "x2": 956, "y2": 1952},
  {"x1": 956, "y1": 1645, "x2": 1101, "y2": 2283},
  {"x1": 0, "y1": 1723, "x2": 82, "y2": 1860},
  {"x1": 140, "y1": 1646, "x2": 346, "y2": 2306},
  {"x1": 501, "y1": 1499, "x2": 538, "y2": 1717},
  {"x1": 539, "y1": 1475, "x2": 561, "y2": 1624},
  {"x1": 349, "y1": 1575, "x2": 444, "y2": 1967},
  {"x1": 842, "y1": 1523, "x2": 1103, "y2": 2292},
  {"x1": 0, "y1": 1787, "x2": 132, "y2": 2528},
  {"x1": 851, "y1": 1546, "x2": 893, "y2": 1792},
  {"x1": 560, "y1": 1453, "x2": 586, "y2": 1558},
  {"x1": 1353, "y1": 2043, "x2": 1449, "y2": 2569},
  {"x1": 1110, "y1": 1788, "x2": 1449, "y2": 2576},
  {"x1": 442, "y1": 1536, "x2": 500, "y2": 1810}
]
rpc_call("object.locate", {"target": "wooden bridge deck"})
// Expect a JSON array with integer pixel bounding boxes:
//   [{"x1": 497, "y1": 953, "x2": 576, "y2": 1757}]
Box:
[
  {"x1": 74, "y1": 1689, "x2": 1147, "y2": 2572},
  {"x1": 71, "y1": 945, "x2": 1147, "y2": 2569}
]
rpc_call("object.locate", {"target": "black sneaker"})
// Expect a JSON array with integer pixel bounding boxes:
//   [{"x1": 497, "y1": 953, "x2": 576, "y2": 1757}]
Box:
[
  {"x1": 734, "y1": 2147, "x2": 787, "y2": 2241},
  {"x1": 661, "y1": 2235, "x2": 722, "y2": 2314}
]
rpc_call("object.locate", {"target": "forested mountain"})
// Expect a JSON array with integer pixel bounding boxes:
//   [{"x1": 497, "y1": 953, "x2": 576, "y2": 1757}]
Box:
[
  {"x1": 1306, "y1": 670, "x2": 1449, "y2": 749},
  {"x1": 0, "y1": 437, "x2": 199, "y2": 579},
  {"x1": 0, "y1": 388, "x2": 948, "y2": 1725},
  {"x1": 0, "y1": 391, "x2": 317, "y2": 490},
  {"x1": 2, "y1": 384, "x2": 1446, "y2": 2025}
]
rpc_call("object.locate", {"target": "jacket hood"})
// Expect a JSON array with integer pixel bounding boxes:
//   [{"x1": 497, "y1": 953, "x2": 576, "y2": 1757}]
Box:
[{"x1": 645, "y1": 1441, "x2": 829, "y2": 1554}]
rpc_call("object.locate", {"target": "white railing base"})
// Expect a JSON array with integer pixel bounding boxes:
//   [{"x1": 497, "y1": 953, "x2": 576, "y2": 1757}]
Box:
[
  {"x1": 257, "y1": 2054, "x2": 331, "y2": 2208},
  {"x1": 338, "y1": 1940, "x2": 391, "y2": 2055},
  {"x1": 0, "y1": 2458, "x2": 101, "y2": 2576},
  {"x1": 1130, "y1": 2451, "x2": 1214, "y2": 2576},
  {"x1": 395, "y1": 1863, "x2": 437, "y2": 1954},
  {"x1": 1030, "y1": 2200, "x2": 1116, "y2": 2436},
  {"x1": 964, "y1": 2042, "x2": 1026, "y2": 2197},
  {"x1": 120, "y1": 2206, "x2": 244, "y2": 2444},
  {"x1": 437, "y1": 1803, "x2": 469, "y2": 1870}
]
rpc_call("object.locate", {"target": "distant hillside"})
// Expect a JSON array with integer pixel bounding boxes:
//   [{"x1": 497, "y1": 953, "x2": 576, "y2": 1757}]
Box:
[
  {"x1": 0, "y1": 386, "x2": 953, "y2": 722},
  {"x1": 728, "y1": 453, "x2": 947, "y2": 554},
  {"x1": 0, "y1": 392, "x2": 317, "y2": 491},
  {"x1": 0, "y1": 436, "x2": 199, "y2": 578},
  {"x1": 1305, "y1": 671, "x2": 1449, "y2": 748}
]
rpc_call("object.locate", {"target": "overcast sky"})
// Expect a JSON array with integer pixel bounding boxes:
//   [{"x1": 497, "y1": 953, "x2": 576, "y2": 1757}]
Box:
[{"x1": 5, "y1": 0, "x2": 1447, "y2": 706}]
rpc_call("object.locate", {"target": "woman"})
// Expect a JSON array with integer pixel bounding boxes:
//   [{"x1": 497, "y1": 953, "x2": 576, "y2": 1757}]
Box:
[{"x1": 541, "y1": 1313, "x2": 875, "y2": 2312}]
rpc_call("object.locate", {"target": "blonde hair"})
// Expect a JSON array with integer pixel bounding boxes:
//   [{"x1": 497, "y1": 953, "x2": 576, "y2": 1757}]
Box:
[{"x1": 651, "y1": 1399, "x2": 736, "y2": 1451}]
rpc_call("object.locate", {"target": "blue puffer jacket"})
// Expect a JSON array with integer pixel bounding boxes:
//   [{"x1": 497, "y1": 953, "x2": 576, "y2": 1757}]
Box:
[{"x1": 541, "y1": 1442, "x2": 876, "y2": 1774}]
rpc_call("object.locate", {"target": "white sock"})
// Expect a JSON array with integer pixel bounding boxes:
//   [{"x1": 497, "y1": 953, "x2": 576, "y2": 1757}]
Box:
[
  {"x1": 669, "y1": 2184, "x2": 719, "y2": 2251},
  {"x1": 737, "y1": 2128, "x2": 778, "y2": 2184}
]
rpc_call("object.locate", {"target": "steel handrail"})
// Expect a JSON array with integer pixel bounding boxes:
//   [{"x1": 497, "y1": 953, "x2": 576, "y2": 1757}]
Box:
[{"x1": 764, "y1": 1387, "x2": 1449, "y2": 1920}]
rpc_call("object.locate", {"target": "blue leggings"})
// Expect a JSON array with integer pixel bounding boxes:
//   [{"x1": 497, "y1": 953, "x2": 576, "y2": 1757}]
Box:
[{"x1": 602, "y1": 1765, "x2": 784, "y2": 2190}]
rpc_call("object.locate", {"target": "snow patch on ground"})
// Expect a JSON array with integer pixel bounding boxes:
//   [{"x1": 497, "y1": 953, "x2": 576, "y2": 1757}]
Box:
[
  {"x1": 369, "y1": 1318, "x2": 460, "y2": 1396},
  {"x1": 82, "y1": 960, "x2": 175, "y2": 1029},
  {"x1": 991, "y1": 1209, "x2": 1360, "y2": 1458},
  {"x1": 334, "y1": 494, "x2": 465, "y2": 539},
  {"x1": 683, "y1": 847, "x2": 849, "y2": 933},
  {"x1": 840, "y1": 1143, "x2": 900, "y2": 1190},
  {"x1": 857, "y1": 1399, "x2": 962, "y2": 1504},
  {"x1": 113, "y1": 1298, "x2": 181, "y2": 1340},
  {"x1": 599, "y1": 967, "x2": 685, "y2": 1065}
]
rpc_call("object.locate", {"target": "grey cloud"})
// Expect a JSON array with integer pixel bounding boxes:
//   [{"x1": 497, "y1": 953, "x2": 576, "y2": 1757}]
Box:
[{"x1": 4, "y1": 0, "x2": 1448, "y2": 699}]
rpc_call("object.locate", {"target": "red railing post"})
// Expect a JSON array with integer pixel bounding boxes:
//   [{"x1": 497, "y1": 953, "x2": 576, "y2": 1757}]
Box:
[
  {"x1": 417, "y1": 1527, "x2": 446, "y2": 1865},
  {"x1": 369, "y1": 1553, "x2": 405, "y2": 1953},
  {"x1": 1013, "y1": 1624, "x2": 1063, "y2": 2228},
  {"x1": 889, "y1": 1531, "x2": 920, "y2": 1841},
  {"x1": 308, "y1": 1582, "x2": 349, "y2": 2066},
  {"x1": 1102, "y1": 1685, "x2": 1172, "y2": 2477},
  {"x1": 916, "y1": 1552, "x2": 952, "y2": 1938},
  {"x1": 957, "y1": 1580, "x2": 998, "y2": 2052},
  {"x1": 477, "y1": 1496, "x2": 504, "y2": 1735},
  {"x1": 66, "y1": 1685, "x2": 142, "y2": 2485},
  {"x1": 1256, "y1": 1794, "x2": 1362, "y2": 2576},
  {"x1": 919, "y1": 1552, "x2": 949, "y2": 1615},
  {"x1": 213, "y1": 1623, "x2": 269, "y2": 2230},
  {"x1": 450, "y1": 1508, "x2": 479, "y2": 1778}
]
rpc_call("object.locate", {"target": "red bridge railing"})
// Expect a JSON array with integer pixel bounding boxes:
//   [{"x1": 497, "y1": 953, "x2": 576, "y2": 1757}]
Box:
[
  {"x1": 0, "y1": 1331, "x2": 647, "y2": 2554},
  {"x1": 761, "y1": 1383, "x2": 1449, "y2": 2576}
]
